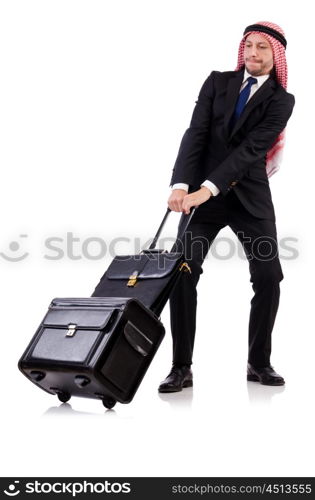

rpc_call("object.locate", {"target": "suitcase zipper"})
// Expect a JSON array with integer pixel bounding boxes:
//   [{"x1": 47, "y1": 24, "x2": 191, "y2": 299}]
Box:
[{"x1": 50, "y1": 299, "x2": 128, "y2": 309}]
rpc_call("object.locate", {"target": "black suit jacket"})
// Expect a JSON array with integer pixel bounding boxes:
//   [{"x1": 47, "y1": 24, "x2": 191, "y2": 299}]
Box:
[{"x1": 170, "y1": 69, "x2": 295, "y2": 220}]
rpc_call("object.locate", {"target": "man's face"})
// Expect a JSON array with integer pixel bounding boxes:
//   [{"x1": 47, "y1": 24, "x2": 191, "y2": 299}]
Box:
[{"x1": 244, "y1": 33, "x2": 274, "y2": 76}]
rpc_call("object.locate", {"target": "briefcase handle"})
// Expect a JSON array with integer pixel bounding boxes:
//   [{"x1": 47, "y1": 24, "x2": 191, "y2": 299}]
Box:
[{"x1": 148, "y1": 206, "x2": 197, "y2": 252}]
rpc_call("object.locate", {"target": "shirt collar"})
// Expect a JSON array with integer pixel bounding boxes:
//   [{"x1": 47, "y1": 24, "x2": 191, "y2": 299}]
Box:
[{"x1": 243, "y1": 68, "x2": 270, "y2": 88}]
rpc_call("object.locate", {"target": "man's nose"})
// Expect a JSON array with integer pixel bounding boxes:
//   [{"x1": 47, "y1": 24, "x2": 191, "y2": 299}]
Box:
[{"x1": 249, "y1": 45, "x2": 258, "y2": 56}]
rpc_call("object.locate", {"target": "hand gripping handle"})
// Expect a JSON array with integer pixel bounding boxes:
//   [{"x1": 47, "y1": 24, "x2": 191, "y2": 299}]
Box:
[{"x1": 147, "y1": 206, "x2": 197, "y2": 252}]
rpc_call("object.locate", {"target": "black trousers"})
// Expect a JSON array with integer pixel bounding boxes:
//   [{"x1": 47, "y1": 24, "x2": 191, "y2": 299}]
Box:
[{"x1": 169, "y1": 189, "x2": 283, "y2": 368}]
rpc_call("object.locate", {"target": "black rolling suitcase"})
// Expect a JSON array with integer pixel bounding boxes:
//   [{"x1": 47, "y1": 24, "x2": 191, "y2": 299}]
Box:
[
  {"x1": 18, "y1": 297, "x2": 165, "y2": 408},
  {"x1": 92, "y1": 207, "x2": 197, "y2": 316},
  {"x1": 18, "y1": 207, "x2": 196, "y2": 408}
]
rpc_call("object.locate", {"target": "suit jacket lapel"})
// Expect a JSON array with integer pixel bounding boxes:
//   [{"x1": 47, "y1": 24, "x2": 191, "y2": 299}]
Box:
[
  {"x1": 223, "y1": 70, "x2": 244, "y2": 138},
  {"x1": 228, "y1": 76, "x2": 277, "y2": 138}
]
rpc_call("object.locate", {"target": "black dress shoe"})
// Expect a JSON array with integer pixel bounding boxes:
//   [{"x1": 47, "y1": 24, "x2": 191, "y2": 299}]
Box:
[
  {"x1": 158, "y1": 365, "x2": 193, "y2": 393},
  {"x1": 247, "y1": 363, "x2": 285, "y2": 386}
]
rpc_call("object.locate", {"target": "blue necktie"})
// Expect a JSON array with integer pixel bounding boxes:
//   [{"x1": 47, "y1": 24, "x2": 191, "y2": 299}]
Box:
[{"x1": 230, "y1": 76, "x2": 258, "y2": 130}]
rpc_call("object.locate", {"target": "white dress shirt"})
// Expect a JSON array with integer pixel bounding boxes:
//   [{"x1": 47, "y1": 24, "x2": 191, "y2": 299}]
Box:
[{"x1": 172, "y1": 69, "x2": 270, "y2": 195}]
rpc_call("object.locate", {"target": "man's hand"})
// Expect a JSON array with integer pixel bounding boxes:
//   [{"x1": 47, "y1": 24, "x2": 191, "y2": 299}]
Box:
[
  {"x1": 182, "y1": 187, "x2": 212, "y2": 214},
  {"x1": 167, "y1": 189, "x2": 188, "y2": 212},
  {"x1": 168, "y1": 187, "x2": 212, "y2": 214}
]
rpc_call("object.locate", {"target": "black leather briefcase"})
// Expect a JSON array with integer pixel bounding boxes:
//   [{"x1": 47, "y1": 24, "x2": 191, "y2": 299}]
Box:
[
  {"x1": 92, "y1": 207, "x2": 197, "y2": 316},
  {"x1": 18, "y1": 297, "x2": 165, "y2": 408}
]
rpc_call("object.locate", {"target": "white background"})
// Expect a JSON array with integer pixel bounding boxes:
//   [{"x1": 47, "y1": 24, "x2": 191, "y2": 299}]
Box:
[{"x1": 0, "y1": 0, "x2": 314, "y2": 478}]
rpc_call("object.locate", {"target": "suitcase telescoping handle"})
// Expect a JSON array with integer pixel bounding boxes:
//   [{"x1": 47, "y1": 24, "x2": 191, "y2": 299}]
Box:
[{"x1": 148, "y1": 206, "x2": 197, "y2": 252}]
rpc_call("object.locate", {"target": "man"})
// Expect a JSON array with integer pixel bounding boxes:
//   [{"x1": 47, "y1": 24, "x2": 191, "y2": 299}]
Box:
[{"x1": 158, "y1": 21, "x2": 295, "y2": 392}]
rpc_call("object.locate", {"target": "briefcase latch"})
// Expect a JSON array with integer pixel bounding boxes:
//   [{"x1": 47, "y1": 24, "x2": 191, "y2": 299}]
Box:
[
  {"x1": 66, "y1": 324, "x2": 77, "y2": 337},
  {"x1": 127, "y1": 270, "x2": 139, "y2": 287}
]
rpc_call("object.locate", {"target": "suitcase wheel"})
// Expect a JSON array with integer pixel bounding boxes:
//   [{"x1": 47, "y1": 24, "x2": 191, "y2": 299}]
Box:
[
  {"x1": 102, "y1": 397, "x2": 116, "y2": 409},
  {"x1": 57, "y1": 391, "x2": 71, "y2": 403}
]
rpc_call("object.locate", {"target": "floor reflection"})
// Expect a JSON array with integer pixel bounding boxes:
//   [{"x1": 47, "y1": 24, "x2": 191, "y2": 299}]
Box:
[
  {"x1": 42, "y1": 402, "x2": 117, "y2": 418},
  {"x1": 158, "y1": 387, "x2": 193, "y2": 409},
  {"x1": 247, "y1": 381, "x2": 285, "y2": 404}
]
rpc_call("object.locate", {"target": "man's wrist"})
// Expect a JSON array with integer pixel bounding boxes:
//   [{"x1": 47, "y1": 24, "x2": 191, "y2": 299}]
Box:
[
  {"x1": 201, "y1": 180, "x2": 220, "y2": 196},
  {"x1": 200, "y1": 185, "x2": 213, "y2": 196}
]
